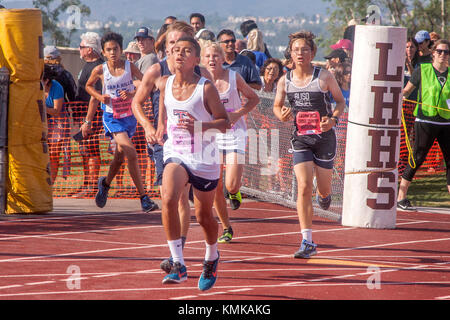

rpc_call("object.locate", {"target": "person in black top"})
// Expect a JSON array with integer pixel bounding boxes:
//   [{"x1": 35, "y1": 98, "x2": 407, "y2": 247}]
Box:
[
  {"x1": 72, "y1": 32, "x2": 104, "y2": 198},
  {"x1": 414, "y1": 30, "x2": 433, "y2": 65}
]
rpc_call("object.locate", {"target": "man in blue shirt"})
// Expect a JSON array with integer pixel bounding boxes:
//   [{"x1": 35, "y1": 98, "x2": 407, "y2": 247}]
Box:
[{"x1": 217, "y1": 29, "x2": 262, "y2": 90}]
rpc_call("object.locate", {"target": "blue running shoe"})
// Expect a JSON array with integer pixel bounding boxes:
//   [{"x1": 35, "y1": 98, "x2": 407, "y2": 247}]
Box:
[
  {"x1": 162, "y1": 262, "x2": 187, "y2": 284},
  {"x1": 160, "y1": 257, "x2": 173, "y2": 274},
  {"x1": 198, "y1": 252, "x2": 219, "y2": 291},
  {"x1": 294, "y1": 239, "x2": 317, "y2": 259},
  {"x1": 140, "y1": 194, "x2": 159, "y2": 212},
  {"x1": 316, "y1": 194, "x2": 331, "y2": 210},
  {"x1": 95, "y1": 177, "x2": 110, "y2": 208}
]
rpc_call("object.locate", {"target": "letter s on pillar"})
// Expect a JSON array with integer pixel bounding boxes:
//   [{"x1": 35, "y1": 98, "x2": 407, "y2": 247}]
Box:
[{"x1": 366, "y1": 172, "x2": 395, "y2": 210}]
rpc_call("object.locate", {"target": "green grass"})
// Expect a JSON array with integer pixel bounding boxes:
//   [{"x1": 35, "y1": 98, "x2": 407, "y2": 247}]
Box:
[{"x1": 406, "y1": 172, "x2": 450, "y2": 208}]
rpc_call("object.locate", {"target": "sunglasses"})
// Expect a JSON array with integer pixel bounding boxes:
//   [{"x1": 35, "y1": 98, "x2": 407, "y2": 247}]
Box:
[
  {"x1": 435, "y1": 49, "x2": 450, "y2": 55},
  {"x1": 219, "y1": 39, "x2": 236, "y2": 44},
  {"x1": 79, "y1": 45, "x2": 89, "y2": 49}
]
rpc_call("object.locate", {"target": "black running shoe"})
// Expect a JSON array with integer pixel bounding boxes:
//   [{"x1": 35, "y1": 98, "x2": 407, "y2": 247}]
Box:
[{"x1": 397, "y1": 199, "x2": 416, "y2": 211}]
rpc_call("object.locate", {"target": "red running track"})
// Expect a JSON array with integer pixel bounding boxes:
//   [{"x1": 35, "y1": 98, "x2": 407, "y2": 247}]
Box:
[{"x1": 0, "y1": 198, "x2": 449, "y2": 301}]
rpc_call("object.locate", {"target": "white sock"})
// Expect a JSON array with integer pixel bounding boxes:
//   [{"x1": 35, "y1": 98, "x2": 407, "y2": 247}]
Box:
[
  {"x1": 301, "y1": 229, "x2": 312, "y2": 243},
  {"x1": 168, "y1": 239, "x2": 184, "y2": 266},
  {"x1": 205, "y1": 241, "x2": 219, "y2": 261}
]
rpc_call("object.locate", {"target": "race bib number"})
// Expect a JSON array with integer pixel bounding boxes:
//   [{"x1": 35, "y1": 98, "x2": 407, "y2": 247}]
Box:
[
  {"x1": 112, "y1": 97, "x2": 133, "y2": 119},
  {"x1": 296, "y1": 111, "x2": 322, "y2": 135},
  {"x1": 170, "y1": 124, "x2": 193, "y2": 153}
]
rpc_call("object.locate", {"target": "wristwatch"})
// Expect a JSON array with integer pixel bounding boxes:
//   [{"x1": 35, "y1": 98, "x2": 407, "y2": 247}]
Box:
[{"x1": 84, "y1": 119, "x2": 92, "y2": 127}]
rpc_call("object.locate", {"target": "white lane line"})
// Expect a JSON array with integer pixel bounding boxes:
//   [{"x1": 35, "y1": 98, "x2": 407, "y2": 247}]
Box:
[{"x1": 25, "y1": 281, "x2": 56, "y2": 286}]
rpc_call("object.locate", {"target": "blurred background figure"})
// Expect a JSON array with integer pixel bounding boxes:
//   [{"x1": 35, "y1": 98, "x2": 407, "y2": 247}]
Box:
[
  {"x1": 324, "y1": 49, "x2": 348, "y2": 75},
  {"x1": 43, "y1": 64, "x2": 70, "y2": 184},
  {"x1": 44, "y1": 45, "x2": 77, "y2": 102},
  {"x1": 414, "y1": 30, "x2": 433, "y2": 64},
  {"x1": 246, "y1": 28, "x2": 268, "y2": 68},
  {"x1": 189, "y1": 12, "x2": 205, "y2": 33},
  {"x1": 124, "y1": 41, "x2": 141, "y2": 63},
  {"x1": 330, "y1": 38, "x2": 353, "y2": 60},
  {"x1": 259, "y1": 58, "x2": 283, "y2": 93},
  {"x1": 333, "y1": 62, "x2": 352, "y2": 108}
]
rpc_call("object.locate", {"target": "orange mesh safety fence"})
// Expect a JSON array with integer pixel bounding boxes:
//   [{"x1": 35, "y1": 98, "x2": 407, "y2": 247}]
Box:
[{"x1": 51, "y1": 100, "x2": 159, "y2": 199}]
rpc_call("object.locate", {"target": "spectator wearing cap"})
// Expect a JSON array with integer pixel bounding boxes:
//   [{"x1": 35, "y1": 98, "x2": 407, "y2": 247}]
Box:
[
  {"x1": 190, "y1": 13, "x2": 205, "y2": 33},
  {"x1": 415, "y1": 30, "x2": 433, "y2": 64},
  {"x1": 330, "y1": 39, "x2": 353, "y2": 60},
  {"x1": 324, "y1": 49, "x2": 348, "y2": 74},
  {"x1": 124, "y1": 41, "x2": 141, "y2": 64},
  {"x1": 134, "y1": 27, "x2": 158, "y2": 73},
  {"x1": 44, "y1": 45, "x2": 77, "y2": 102}
]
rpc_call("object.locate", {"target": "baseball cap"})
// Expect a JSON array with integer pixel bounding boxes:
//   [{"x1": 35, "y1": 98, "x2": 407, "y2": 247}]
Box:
[
  {"x1": 330, "y1": 39, "x2": 353, "y2": 51},
  {"x1": 324, "y1": 49, "x2": 348, "y2": 62},
  {"x1": 44, "y1": 45, "x2": 61, "y2": 59},
  {"x1": 124, "y1": 41, "x2": 140, "y2": 54},
  {"x1": 415, "y1": 30, "x2": 430, "y2": 44},
  {"x1": 134, "y1": 27, "x2": 154, "y2": 39}
]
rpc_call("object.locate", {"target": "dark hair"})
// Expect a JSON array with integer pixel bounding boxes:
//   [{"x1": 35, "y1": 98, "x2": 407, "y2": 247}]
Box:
[
  {"x1": 432, "y1": 39, "x2": 450, "y2": 52},
  {"x1": 189, "y1": 13, "x2": 205, "y2": 24},
  {"x1": 406, "y1": 37, "x2": 419, "y2": 67},
  {"x1": 176, "y1": 37, "x2": 201, "y2": 57},
  {"x1": 334, "y1": 62, "x2": 352, "y2": 88},
  {"x1": 239, "y1": 50, "x2": 256, "y2": 64},
  {"x1": 101, "y1": 32, "x2": 123, "y2": 50},
  {"x1": 165, "y1": 16, "x2": 177, "y2": 21},
  {"x1": 43, "y1": 64, "x2": 58, "y2": 82},
  {"x1": 240, "y1": 20, "x2": 258, "y2": 38},
  {"x1": 217, "y1": 29, "x2": 235, "y2": 41},
  {"x1": 288, "y1": 30, "x2": 317, "y2": 53},
  {"x1": 260, "y1": 58, "x2": 284, "y2": 81}
]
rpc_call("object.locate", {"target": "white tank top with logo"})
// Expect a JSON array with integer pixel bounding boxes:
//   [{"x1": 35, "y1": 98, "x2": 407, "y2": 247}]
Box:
[
  {"x1": 163, "y1": 74, "x2": 220, "y2": 180},
  {"x1": 216, "y1": 70, "x2": 247, "y2": 151},
  {"x1": 102, "y1": 60, "x2": 135, "y2": 118}
]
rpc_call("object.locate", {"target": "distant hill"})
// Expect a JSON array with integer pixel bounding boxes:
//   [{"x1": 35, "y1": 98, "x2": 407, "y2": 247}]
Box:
[{"x1": 4, "y1": 0, "x2": 330, "y2": 21}]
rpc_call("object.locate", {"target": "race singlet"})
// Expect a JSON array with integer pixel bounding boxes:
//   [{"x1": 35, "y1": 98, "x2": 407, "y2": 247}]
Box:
[
  {"x1": 112, "y1": 97, "x2": 133, "y2": 119},
  {"x1": 296, "y1": 111, "x2": 322, "y2": 135}
]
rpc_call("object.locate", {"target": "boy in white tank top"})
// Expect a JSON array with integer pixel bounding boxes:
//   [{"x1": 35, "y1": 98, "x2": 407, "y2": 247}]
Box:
[
  {"x1": 156, "y1": 37, "x2": 230, "y2": 291},
  {"x1": 85, "y1": 32, "x2": 158, "y2": 213},
  {"x1": 201, "y1": 42, "x2": 260, "y2": 244}
]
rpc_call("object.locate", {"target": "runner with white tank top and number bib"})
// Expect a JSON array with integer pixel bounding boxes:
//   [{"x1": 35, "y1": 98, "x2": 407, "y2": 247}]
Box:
[
  {"x1": 156, "y1": 37, "x2": 230, "y2": 291},
  {"x1": 201, "y1": 41, "x2": 259, "y2": 244}
]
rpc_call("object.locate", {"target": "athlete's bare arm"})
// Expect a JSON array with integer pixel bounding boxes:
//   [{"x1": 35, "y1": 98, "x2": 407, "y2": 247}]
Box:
[
  {"x1": 155, "y1": 76, "x2": 169, "y2": 146},
  {"x1": 231, "y1": 72, "x2": 260, "y2": 125},
  {"x1": 132, "y1": 63, "x2": 162, "y2": 143},
  {"x1": 273, "y1": 75, "x2": 292, "y2": 122}
]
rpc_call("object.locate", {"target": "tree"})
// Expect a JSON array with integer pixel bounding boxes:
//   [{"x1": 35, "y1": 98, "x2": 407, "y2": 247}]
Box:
[
  {"x1": 324, "y1": 0, "x2": 448, "y2": 46},
  {"x1": 33, "y1": 0, "x2": 91, "y2": 46}
]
